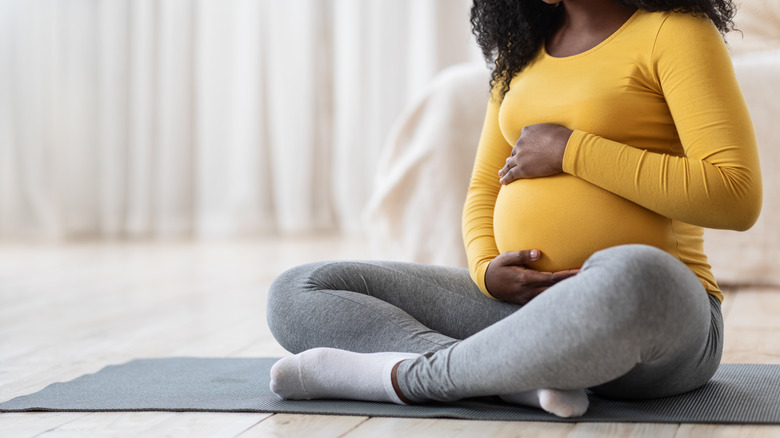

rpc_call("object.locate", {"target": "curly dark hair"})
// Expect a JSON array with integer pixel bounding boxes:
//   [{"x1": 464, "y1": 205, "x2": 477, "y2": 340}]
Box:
[{"x1": 471, "y1": 0, "x2": 737, "y2": 99}]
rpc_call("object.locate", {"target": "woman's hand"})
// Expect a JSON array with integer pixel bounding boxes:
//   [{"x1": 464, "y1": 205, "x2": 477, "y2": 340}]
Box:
[
  {"x1": 498, "y1": 123, "x2": 573, "y2": 184},
  {"x1": 485, "y1": 249, "x2": 579, "y2": 304}
]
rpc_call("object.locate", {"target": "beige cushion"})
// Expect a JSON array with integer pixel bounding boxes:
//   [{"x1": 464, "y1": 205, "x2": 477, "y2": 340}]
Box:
[
  {"x1": 364, "y1": 64, "x2": 487, "y2": 266},
  {"x1": 703, "y1": 50, "x2": 780, "y2": 286},
  {"x1": 728, "y1": 0, "x2": 780, "y2": 54}
]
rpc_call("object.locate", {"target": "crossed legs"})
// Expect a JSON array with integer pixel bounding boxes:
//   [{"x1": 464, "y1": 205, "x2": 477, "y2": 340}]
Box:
[{"x1": 266, "y1": 245, "x2": 723, "y2": 417}]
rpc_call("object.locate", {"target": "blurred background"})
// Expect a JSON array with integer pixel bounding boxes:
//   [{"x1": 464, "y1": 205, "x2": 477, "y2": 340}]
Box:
[
  {"x1": 2, "y1": 3, "x2": 780, "y2": 435},
  {"x1": 0, "y1": 0, "x2": 482, "y2": 242}
]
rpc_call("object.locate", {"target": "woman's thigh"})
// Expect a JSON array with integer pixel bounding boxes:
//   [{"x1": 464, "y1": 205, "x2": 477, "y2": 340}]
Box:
[
  {"x1": 397, "y1": 245, "x2": 723, "y2": 401},
  {"x1": 267, "y1": 260, "x2": 522, "y2": 354},
  {"x1": 589, "y1": 293, "x2": 723, "y2": 399}
]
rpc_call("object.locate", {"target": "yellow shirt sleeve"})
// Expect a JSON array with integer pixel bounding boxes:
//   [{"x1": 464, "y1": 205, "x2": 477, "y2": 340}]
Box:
[
  {"x1": 562, "y1": 14, "x2": 763, "y2": 231},
  {"x1": 462, "y1": 89, "x2": 509, "y2": 298}
]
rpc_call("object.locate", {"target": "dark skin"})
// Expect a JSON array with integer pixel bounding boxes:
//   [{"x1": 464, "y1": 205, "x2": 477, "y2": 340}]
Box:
[{"x1": 485, "y1": 0, "x2": 639, "y2": 304}]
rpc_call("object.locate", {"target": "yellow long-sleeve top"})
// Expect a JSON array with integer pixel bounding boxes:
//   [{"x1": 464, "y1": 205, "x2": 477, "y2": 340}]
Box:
[{"x1": 462, "y1": 10, "x2": 763, "y2": 302}]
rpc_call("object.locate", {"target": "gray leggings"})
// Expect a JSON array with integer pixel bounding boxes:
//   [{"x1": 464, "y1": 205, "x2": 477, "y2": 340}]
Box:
[{"x1": 267, "y1": 244, "x2": 723, "y2": 402}]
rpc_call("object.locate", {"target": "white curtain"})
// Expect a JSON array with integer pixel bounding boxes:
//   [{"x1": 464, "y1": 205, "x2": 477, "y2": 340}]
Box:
[{"x1": 0, "y1": 0, "x2": 481, "y2": 240}]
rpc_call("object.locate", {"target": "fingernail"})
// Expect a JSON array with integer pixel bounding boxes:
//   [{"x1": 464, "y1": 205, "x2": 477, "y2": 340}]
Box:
[{"x1": 530, "y1": 249, "x2": 539, "y2": 258}]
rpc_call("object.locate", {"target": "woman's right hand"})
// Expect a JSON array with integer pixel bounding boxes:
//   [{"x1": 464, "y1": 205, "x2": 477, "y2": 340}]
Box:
[{"x1": 485, "y1": 249, "x2": 579, "y2": 304}]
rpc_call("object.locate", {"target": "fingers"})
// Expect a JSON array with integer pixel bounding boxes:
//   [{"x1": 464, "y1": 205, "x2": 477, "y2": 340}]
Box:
[
  {"x1": 499, "y1": 139, "x2": 519, "y2": 178},
  {"x1": 501, "y1": 249, "x2": 542, "y2": 266},
  {"x1": 498, "y1": 154, "x2": 525, "y2": 184},
  {"x1": 499, "y1": 167, "x2": 514, "y2": 184},
  {"x1": 519, "y1": 269, "x2": 563, "y2": 288},
  {"x1": 551, "y1": 269, "x2": 580, "y2": 282},
  {"x1": 488, "y1": 251, "x2": 580, "y2": 304},
  {"x1": 501, "y1": 250, "x2": 579, "y2": 286},
  {"x1": 498, "y1": 157, "x2": 514, "y2": 180}
]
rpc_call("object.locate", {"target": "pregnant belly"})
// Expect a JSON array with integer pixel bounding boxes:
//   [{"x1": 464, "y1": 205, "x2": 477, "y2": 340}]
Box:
[{"x1": 493, "y1": 174, "x2": 671, "y2": 272}]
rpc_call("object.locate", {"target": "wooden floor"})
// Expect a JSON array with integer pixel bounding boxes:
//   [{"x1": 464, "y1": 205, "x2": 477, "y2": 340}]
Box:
[{"x1": 1, "y1": 235, "x2": 779, "y2": 437}]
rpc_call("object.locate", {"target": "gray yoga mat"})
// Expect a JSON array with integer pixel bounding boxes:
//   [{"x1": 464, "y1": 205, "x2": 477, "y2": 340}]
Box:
[{"x1": 1, "y1": 358, "x2": 779, "y2": 423}]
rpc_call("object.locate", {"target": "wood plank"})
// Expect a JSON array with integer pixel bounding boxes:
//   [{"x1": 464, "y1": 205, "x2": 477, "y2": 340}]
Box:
[
  {"x1": 34, "y1": 411, "x2": 267, "y2": 438},
  {"x1": 724, "y1": 287, "x2": 780, "y2": 330},
  {"x1": 343, "y1": 417, "x2": 576, "y2": 438},
  {"x1": 240, "y1": 414, "x2": 368, "y2": 437},
  {"x1": 675, "y1": 424, "x2": 780, "y2": 438},
  {"x1": 733, "y1": 425, "x2": 780, "y2": 438},
  {"x1": 723, "y1": 287, "x2": 780, "y2": 364},
  {"x1": 35, "y1": 412, "x2": 178, "y2": 437},
  {"x1": 566, "y1": 422, "x2": 678, "y2": 437},
  {"x1": 722, "y1": 327, "x2": 780, "y2": 364},
  {"x1": 230, "y1": 338, "x2": 290, "y2": 359},
  {"x1": 135, "y1": 413, "x2": 272, "y2": 438},
  {"x1": 0, "y1": 412, "x2": 89, "y2": 437}
]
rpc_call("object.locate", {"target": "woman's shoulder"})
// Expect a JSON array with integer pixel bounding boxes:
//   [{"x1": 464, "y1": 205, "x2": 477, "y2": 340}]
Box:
[
  {"x1": 628, "y1": 9, "x2": 725, "y2": 63},
  {"x1": 635, "y1": 9, "x2": 721, "y2": 42}
]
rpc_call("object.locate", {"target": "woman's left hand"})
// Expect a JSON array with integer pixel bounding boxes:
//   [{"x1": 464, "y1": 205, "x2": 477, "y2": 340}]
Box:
[{"x1": 498, "y1": 123, "x2": 573, "y2": 184}]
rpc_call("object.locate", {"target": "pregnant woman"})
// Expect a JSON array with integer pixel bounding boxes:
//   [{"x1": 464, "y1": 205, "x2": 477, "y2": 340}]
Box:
[{"x1": 266, "y1": 0, "x2": 762, "y2": 418}]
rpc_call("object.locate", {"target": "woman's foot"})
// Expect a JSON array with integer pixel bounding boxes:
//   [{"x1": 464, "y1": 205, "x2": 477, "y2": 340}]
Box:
[
  {"x1": 270, "y1": 347, "x2": 588, "y2": 417},
  {"x1": 270, "y1": 347, "x2": 419, "y2": 404},
  {"x1": 500, "y1": 388, "x2": 589, "y2": 418}
]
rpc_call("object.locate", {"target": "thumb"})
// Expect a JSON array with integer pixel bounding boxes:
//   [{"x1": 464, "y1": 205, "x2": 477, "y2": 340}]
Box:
[{"x1": 505, "y1": 249, "x2": 542, "y2": 266}]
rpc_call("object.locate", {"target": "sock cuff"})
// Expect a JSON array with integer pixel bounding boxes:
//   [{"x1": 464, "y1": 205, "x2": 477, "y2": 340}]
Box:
[{"x1": 383, "y1": 359, "x2": 413, "y2": 405}]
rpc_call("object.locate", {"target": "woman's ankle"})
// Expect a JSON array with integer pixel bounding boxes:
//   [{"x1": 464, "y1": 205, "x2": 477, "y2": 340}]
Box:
[{"x1": 390, "y1": 359, "x2": 414, "y2": 404}]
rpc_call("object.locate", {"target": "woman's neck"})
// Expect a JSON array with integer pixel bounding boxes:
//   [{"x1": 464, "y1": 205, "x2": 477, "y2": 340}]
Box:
[
  {"x1": 559, "y1": 0, "x2": 635, "y2": 29},
  {"x1": 546, "y1": 0, "x2": 637, "y2": 57}
]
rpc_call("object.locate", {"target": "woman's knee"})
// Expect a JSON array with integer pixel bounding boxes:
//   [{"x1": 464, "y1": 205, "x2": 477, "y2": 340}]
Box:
[
  {"x1": 586, "y1": 245, "x2": 698, "y2": 290},
  {"x1": 580, "y1": 245, "x2": 705, "y2": 321},
  {"x1": 585, "y1": 245, "x2": 673, "y2": 274},
  {"x1": 266, "y1": 262, "x2": 328, "y2": 353}
]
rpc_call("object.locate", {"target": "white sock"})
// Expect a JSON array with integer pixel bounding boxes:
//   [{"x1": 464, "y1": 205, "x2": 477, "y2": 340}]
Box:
[
  {"x1": 269, "y1": 347, "x2": 420, "y2": 404},
  {"x1": 500, "y1": 388, "x2": 589, "y2": 418}
]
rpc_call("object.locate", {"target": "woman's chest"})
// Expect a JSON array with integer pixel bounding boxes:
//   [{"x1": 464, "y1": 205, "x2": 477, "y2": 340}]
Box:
[{"x1": 499, "y1": 55, "x2": 675, "y2": 149}]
